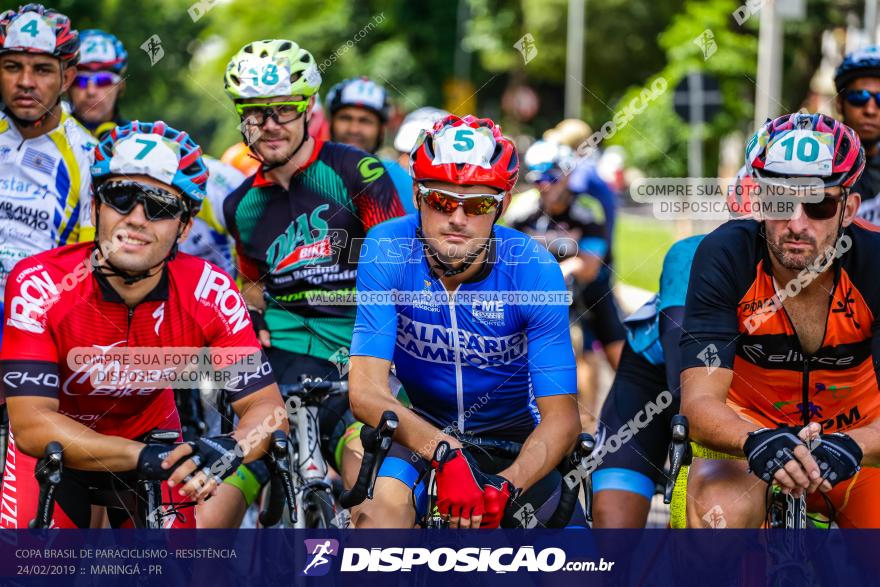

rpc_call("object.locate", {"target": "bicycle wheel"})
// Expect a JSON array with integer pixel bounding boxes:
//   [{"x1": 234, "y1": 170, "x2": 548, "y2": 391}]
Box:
[{"x1": 302, "y1": 488, "x2": 337, "y2": 529}]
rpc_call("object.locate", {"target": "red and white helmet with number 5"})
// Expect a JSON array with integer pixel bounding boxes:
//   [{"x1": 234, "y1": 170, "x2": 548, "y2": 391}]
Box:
[{"x1": 409, "y1": 114, "x2": 519, "y2": 192}]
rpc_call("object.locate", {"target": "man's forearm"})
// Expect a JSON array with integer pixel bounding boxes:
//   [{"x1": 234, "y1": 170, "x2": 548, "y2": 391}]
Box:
[
  {"x1": 231, "y1": 395, "x2": 289, "y2": 464},
  {"x1": 240, "y1": 277, "x2": 266, "y2": 310},
  {"x1": 351, "y1": 388, "x2": 460, "y2": 460},
  {"x1": 10, "y1": 407, "x2": 141, "y2": 471},
  {"x1": 499, "y1": 415, "x2": 578, "y2": 492},
  {"x1": 682, "y1": 396, "x2": 758, "y2": 456},
  {"x1": 846, "y1": 423, "x2": 880, "y2": 466}
]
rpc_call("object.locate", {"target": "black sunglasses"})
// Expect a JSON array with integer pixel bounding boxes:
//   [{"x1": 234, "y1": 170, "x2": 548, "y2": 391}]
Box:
[
  {"x1": 844, "y1": 89, "x2": 880, "y2": 108},
  {"x1": 97, "y1": 181, "x2": 188, "y2": 221},
  {"x1": 801, "y1": 194, "x2": 844, "y2": 220}
]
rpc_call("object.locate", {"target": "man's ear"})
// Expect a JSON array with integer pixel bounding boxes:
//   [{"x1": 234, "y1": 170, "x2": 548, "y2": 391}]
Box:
[
  {"x1": 178, "y1": 211, "x2": 197, "y2": 242},
  {"x1": 835, "y1": 95, "x2": 844, "y2": 118},
  {"x1": 501, "y1": 191, "x2": 512, "y2": 214},
  {"x1": 305, "y1": 95, "x2": 316, "y2": 122},
  {"x1": 61, "y1": 65, "x2": 77, "y2": 92},
  {"x1": 842, "y1": 190, "x2": 861, "y2": 227}
]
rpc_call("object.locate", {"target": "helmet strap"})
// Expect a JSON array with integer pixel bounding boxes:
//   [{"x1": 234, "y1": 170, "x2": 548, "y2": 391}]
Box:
[
  {"x1": 834, "y1": 189, "x2": 849, "y2": 245},
  {"x1": 415, "y1": 197, "x2": 497, "y2": 279},
  {"x1": 248, "y1": 112, "x2": 311, "y2": 173},
  {"x1": 91, "y1": 203, "x2": 185, "y2": 286}
]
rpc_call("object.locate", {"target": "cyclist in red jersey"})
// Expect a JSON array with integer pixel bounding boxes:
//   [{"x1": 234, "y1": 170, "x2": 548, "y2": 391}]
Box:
[{"x1": 0, "y1": 121, "x2": 286, "y2": 528}]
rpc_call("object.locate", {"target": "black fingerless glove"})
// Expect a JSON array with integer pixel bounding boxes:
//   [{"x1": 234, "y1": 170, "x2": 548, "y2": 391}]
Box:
[
  {"x1": 188, "y1": 435, "x2": 243, "y2": 482},
  {"x1": 249, "y1": 307, "x2": 267, "y2": 334},
  {"x1": 137, "y1": 443, "x2": 185, "y2": 480},
  {"x1": 743, "y1": 427, "x2": 803, "y2": 483},
  {"x1": 811, "y1": 433, "x2": 862, "y2": 487}
]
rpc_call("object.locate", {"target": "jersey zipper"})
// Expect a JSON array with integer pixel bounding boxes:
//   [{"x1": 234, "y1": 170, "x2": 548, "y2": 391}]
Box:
[
  {"x1": 446, "y1": 285, "x2": 465, "y2": 433},
  {"x1": 127, "y1": 306, "x2": 134, "y2": 339},
  {"x1": 773, "y1": 276, "x2": 836, "y2": 427}
]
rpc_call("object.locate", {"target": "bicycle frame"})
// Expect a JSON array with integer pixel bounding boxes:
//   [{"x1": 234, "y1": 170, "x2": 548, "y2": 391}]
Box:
[{"x1": 272, "y1": 378, "x2": 347, "y2": 528}]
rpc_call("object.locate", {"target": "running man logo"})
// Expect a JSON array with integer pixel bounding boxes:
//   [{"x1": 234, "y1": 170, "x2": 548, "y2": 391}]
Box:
[
  {"x1": 697, "y1": 344, "x2": 721, "y2": 374},
  {"x1": 302, "y1": 539, "x2": 340, "y2": 576}
]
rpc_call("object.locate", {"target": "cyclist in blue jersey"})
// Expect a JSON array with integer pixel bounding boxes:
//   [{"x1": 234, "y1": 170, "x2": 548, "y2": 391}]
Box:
[
  {"x1": 326, "y1": 77, "x2": 416, "y2": 213},
  {"x1": 348, "y1": 114, "x2": 580, "y2": 529},
  {"x1": 591, "y1": 235, "x2": 704, "y2": 527}
]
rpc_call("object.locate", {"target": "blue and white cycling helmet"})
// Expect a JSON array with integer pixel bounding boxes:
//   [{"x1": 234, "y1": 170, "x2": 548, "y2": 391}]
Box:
[
  {"x1": 326, "y1": 77, "x2": 390, "y2": 122},
  {"x1": 835, "y1": 46, "x2": 880, "y2": 92},
  {"x1": 524, "y1": 140, "x2": 574, "y2": 184},
  {"x1": 91, "y1": 120, "x2": 209, "y2": 208},
  {"x1": 77, "y1": 29, "x2": 127, "y2": 75}
]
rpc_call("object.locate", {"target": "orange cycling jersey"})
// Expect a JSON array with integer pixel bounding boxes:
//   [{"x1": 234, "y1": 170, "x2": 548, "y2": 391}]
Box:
[{"x1": 682, "y1": 218, "x2": 880, "y2": 434}]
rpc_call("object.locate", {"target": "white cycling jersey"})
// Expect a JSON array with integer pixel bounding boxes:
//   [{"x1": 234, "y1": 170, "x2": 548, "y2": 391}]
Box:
[
  {"x1": 0, "y1": 109, "x2": 96, "y2": 300},
  {"x1": 178, "y1": 156, "x2": 246, "y2": 276}
]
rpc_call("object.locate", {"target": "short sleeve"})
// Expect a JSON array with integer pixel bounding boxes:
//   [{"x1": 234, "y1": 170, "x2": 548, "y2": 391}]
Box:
[
  {"x1": 350, "y1": 228, "x2": 401, "y2": 360},
  {"x1": 522, "y1": 247, "x2": 577, "y2": 397},
  {"x1": 347, "y1": 153, "x2": 406, "y2": 231},
  {"x1": 1, "y1": 258, "x2": 61, "y2": 398},
  {"x1": 679, "y1": 231, "x2": 745, "y2": 371}
]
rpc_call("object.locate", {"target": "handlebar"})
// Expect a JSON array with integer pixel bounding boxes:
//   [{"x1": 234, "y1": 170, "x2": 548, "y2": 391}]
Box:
[
  {"x1": 259, "y1": 430, "x2": 296, "y2": 527},
  {"x1": 279, "y1": 377, "x2": 348, "y2": 397},
  {"x1": 424, "y1": 433, "x2": 595, "y2": 528},
  {"x1": 29, "y1": 442, "x2": 63, "y2": 529},
  {"x1": 339, "y1": 411, "x2": 399, "y2": 508},
  {"x1": 664, "y1": 414, "x2": 692, "y2": 504}
]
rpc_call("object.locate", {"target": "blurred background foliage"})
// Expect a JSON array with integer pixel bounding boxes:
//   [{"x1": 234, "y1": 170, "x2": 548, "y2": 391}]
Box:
[{"x1": 55, "y1": 0, "x2": 854, "y2": 174}]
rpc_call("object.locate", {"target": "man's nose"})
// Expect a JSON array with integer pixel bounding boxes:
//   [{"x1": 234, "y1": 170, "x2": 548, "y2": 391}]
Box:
[
  {"x1": 17, "y1": 68, "x2": 35, "y2": 88},
  {"x1": 125, "y1": 202, "x2": 149, "y2": 225},
  {"x1": 786, "y1": 203, "x2": 812, "y2": 232},
  {"x1": 448, "y1": 203, "x2": 468, "y2": 226}
]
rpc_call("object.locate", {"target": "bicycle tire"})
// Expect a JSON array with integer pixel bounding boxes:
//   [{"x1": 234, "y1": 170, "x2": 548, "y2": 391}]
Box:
[{"x1": 302, "y1": 488, "x2": 337, "y2": 529}]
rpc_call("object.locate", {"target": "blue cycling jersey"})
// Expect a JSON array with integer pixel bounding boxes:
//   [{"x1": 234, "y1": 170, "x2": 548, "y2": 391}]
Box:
[
  {"x1": 624, "y1": 234, "x2": 705, "y2": 364},
  {"x1": 350, "y1": 214, "x2": 577, "y2": 440}
]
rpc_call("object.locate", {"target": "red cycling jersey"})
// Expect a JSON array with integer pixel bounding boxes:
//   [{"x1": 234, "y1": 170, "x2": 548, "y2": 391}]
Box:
[
  {"x1": 0, "y1": 243, "x2": 274, "y2": 528},
  {"x1": 1, "y1": 242, "x2": 271, "y2": 438}
]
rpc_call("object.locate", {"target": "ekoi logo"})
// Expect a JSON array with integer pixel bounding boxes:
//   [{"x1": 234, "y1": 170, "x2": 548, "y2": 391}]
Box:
[{"x1": 302, "y1": 539, "x2": 339, "y2": 576}]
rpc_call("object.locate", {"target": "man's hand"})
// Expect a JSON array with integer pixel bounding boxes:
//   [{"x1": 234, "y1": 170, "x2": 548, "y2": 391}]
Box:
[
  {"x1": 810, "y1": 431, "x2": 863, "y2": 489},
  {"x1": 481, "y1": 473, "x2": 519, "y2": 528},
  {"x1": 138, "y1": 436, "x2": 243, "y2": 503},
  {"x1": 431, "y1": 442, "x2": 485, "y2": 528},
  {"x1": 743, "y1": 426, "x2": 824, "y2": 497},
  {"x1": 249, "y1": 307, "x2": 271, "y2": 348}
]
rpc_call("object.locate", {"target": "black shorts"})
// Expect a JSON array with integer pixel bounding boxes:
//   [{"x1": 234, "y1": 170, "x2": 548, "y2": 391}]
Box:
[
  {"x1": 265, "y1": 348, "x2": 356, "y2": 471},
  {"x1": 593, "y1": 342, "x2": 678, "y2": 499},
  {"x1": 578, "y1": 272, "x2": 626, "y2": 350},
  {"x1": 378, "y1": 438, "x2": 587, "y2": 528}
]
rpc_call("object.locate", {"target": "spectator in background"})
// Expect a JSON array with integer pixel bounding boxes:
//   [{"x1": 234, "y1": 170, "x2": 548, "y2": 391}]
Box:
[
  {"x1": 69, "y1": 29, "x2": 128, "y2": 139},
  {"x1": 835, "y1": 46, "x2": 880, "y2": 224},
  {"x1": 538, "y1": 120, "x2": 626, "y2": 431},
  {"x1": 327, "y1": 77, "x2": 416, "y2": 213},
  {"x1": 505, "y1": 140, "x2": 617, "y2": 433},
  {"x1": 393, "y1": 106, "x2": 449, "y2": 170}
]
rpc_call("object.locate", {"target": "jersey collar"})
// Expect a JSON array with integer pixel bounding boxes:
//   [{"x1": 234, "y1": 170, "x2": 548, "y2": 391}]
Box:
[
  {"x1": 92, "y1": 260, "x2": 170, "y2": 304},
  {"x1": 251, "y1": 136, "x2": 325, "y2": 188}
]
